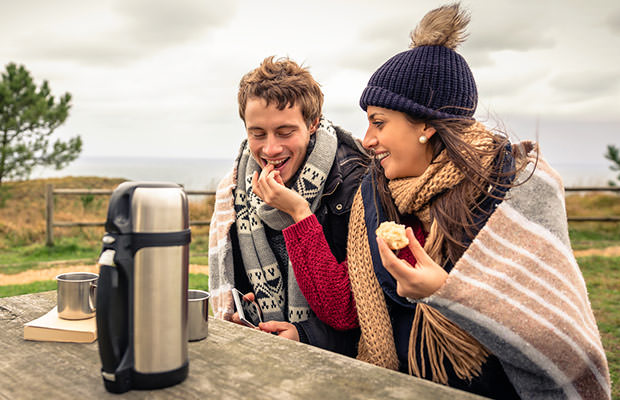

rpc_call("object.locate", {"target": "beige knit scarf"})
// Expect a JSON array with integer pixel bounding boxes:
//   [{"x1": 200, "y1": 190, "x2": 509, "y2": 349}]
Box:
[{"x1": 348, "y1": 123, "x2": 496, "y2": 384}]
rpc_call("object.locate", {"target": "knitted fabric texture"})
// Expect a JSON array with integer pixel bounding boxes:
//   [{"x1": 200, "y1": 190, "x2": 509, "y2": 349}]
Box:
[
  {"x1": 389, "y1": 122, "x2": 496, "y2": 226},
  {"x1": 282, "y1": 214, "x2": 359, "y2": 330},
  {"x1": 347, "y1": 186, "x2": 400, "y2": 370},
  {"x1": 209, "y1": 118, "x2": 337, "y2": 323},
  {"x1": 359, "y1": 4, "x2": 476, "y2": 120},
  {"x1": 348, "y1": 126, "x2": 496, "y2": 384},
  {"x1": 391, "y1": 125, "x2": 496, "y2": 383},
  {"x1": 360, "y1": 46, "x2": 476, "y2": 120},
  {"x1": 348, "y1": 146, "x2": 611, "y2": 398}
]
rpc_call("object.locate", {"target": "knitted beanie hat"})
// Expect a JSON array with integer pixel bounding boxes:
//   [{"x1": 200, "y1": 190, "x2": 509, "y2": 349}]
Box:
[{"x1": 360, "y1": 3, "x2": 477, "y2": 120}]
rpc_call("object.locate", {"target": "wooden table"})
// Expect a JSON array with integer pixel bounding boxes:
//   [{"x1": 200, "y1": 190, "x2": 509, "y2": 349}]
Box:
[{"x1": 0, "y1": 291, "x2": 485, "y2": 399}]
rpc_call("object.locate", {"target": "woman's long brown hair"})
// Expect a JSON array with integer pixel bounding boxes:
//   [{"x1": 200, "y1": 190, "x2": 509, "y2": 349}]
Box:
[{"x1": 372, "y1": 116, "x2": 525, "y2": 265}]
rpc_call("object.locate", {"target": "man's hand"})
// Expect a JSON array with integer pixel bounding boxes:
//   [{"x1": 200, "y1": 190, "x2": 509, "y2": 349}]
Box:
[
  {"x1": 377, "y1": 227, "x2": 448, "y2": 299},
  {"x1": 258, "y1": 321, "x2": 300, "y2": 341},
  {"x1": 231, "y1": 292, "x2": 259, "y2": 327},
  {"x1": 252, "y1": 164, "x2": 312, "y2": 223}
]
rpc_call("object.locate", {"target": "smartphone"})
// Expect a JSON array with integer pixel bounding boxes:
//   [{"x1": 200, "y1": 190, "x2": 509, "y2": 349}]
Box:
[{"x1": 231, "y1": 289, "x2": 263, "y2": 328}]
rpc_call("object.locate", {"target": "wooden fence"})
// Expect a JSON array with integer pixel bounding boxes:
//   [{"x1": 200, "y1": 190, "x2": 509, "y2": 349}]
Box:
[
  {"x1": 45, "y1": 184, "x2": 215, "y2": 246},
  {"x1": 44, "y1": 184, "x2": 620, "y2": 246}
]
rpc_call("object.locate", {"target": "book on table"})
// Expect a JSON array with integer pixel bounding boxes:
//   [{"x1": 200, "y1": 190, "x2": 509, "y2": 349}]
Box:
[{"x1": 23, "y1": 306, "x2": 97, "y2": 343}]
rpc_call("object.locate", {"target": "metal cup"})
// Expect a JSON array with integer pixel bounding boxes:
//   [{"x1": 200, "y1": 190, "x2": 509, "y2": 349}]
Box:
[
  {"x1": 56, "y1": 272, "x2": 98, "y2": 320},
  {"x1": 188, "y1": 289, "x2": 209, "y2": 342}
]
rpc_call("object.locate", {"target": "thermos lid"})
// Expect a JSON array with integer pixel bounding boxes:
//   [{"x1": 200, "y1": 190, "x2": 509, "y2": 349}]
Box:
[{"x1": 105, "y1": 182, "x2": 187, "y2": 234}]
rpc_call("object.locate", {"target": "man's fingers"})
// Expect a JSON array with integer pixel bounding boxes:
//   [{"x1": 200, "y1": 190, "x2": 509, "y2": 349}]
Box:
[
  {"x1": 242, "y1": 292, "x2": 255, "y2": 302},
  {"x1": 273, "y1": 171, "x2": 284, "y2": 186},
  {"x1": 252, "y1": 171, "x2": 263, "y2": 197},
  {"x1": 258, "y1": 321, "x2": 285, "y2": 332}
]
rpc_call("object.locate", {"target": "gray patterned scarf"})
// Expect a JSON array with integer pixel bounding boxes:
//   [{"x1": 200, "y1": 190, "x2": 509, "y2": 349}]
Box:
[{"x1": 233, "y1": 118, "x2": 337, "y2": 322}]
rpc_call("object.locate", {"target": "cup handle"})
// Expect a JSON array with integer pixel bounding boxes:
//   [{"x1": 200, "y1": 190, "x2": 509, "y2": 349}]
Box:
[{"x1": 90, "y1": 282, "x2": 97, "y2": 312}]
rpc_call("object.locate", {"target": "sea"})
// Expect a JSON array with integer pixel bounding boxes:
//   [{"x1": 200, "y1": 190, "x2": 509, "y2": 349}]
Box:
[
  {"x1": 29, "y1": 156, "x2": 617, "y2": 191},
  {"x1": 30, "y1": 156, "x2": 235, "y2": 191}
]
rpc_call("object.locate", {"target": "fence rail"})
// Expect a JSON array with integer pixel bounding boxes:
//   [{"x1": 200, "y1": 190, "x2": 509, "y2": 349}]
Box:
[
  {"x1": 44, "y1": 184, "x2": 620, "y2": 246},
  {"x1": 45, "y1": 184, "x2": 215, "y2": 246}
]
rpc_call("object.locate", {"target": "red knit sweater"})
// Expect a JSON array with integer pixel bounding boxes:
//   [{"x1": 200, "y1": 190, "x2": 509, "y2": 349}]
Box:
[{"x1": 283, "y1": 214, "x2": 425, "y2": 331}]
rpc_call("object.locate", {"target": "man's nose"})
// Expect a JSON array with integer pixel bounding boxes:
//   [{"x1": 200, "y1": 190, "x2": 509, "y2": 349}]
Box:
[{"x1": 263, "y1": 135, "x2": 282, "y2": 156}]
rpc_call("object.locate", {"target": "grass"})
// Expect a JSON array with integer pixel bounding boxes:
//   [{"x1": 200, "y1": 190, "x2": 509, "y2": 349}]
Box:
[
  {"x1": 0, "y1": 280, "x2": 58, "y2": 298},
  {"x1": 566, "y1": 192, "x2": 620, "y2": 250},
  {"x1": 0, "y1": 273, "x2": 209, "y2": 299},
  {"x1": 578, "y1": 256, "x2": 620, "y2": 399},
  {"x1": 1, "y1": 236, "x2": 101, "y2": 274},
  {"x1": 0, "y1": 177, "x2": 213, "y2": 273},
  {"x1": 1, "y1": 234, "x2": 210, "y2": 275}
]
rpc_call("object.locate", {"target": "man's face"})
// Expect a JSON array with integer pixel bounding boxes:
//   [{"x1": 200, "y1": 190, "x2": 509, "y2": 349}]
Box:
[{"x1": 245, "y1": 98, "x2": 317, "y2": 185}]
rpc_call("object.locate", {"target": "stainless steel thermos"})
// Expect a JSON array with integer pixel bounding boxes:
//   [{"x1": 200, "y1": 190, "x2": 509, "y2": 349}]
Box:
[{"x1": 96, "y1": 182, "x2": 190, "y2": 393}]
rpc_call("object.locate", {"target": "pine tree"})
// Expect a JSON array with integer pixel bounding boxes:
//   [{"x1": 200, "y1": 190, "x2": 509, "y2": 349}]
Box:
[
  {"x1": 0, "y1": 63, "x2": 82, "y2": 186},
  {"x1": 605, "y1": 144, "x2": 620, "y2": 186}
]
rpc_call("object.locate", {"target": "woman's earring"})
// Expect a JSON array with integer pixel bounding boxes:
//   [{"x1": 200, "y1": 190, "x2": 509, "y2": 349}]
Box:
[{"x1": 419, "y1": 135, "x2": 428, "y2": 144}]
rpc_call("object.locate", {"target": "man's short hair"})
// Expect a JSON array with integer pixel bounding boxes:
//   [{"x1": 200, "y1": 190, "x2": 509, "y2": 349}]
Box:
[{"x1": 238, "y1": 56, "x2": 323, "y2": 128}]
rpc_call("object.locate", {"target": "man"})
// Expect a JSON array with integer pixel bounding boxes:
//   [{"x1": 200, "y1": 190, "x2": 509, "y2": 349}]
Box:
[{"x1": 208, "y1": 56, "x2": 368, "y2": 355}]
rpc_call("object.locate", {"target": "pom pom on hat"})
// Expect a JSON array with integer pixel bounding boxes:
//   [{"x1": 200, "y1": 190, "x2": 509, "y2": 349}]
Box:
[
  {"x1": 410, "y1": 3, "x2": 470, "y2": 50},
  {"x1": 360, "y1": 2, "x2": 477, "y2": 120}
]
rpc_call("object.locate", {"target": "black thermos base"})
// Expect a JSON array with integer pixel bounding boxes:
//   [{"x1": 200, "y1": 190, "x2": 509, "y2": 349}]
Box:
[{"x1": 103, "y1": 361, "x2": 189, "y2": 394}]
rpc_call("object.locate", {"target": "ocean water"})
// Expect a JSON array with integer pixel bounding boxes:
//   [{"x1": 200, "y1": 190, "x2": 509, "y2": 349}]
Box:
[
  {"x1": 30, "y1": 156, "x2": 617, "y2": 190},
  {"x1": 30, "y1": 156, "x2": 235, "y2": 191}
]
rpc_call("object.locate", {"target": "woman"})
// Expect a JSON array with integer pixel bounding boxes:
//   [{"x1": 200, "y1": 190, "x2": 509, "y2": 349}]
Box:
[{"x1": 279, "y1": 3, "x2": 611, "y2": 399}]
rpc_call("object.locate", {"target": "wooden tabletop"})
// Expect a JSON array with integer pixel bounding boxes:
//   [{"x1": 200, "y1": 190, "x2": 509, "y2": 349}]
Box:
[{"x1": 0, "y1": 291, "x2": 485, "y2": 399}]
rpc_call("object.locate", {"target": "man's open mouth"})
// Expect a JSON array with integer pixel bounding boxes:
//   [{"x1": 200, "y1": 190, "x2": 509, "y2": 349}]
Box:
[{"x1": 264, "y1": 157, "x2": 290, "y2": 170}]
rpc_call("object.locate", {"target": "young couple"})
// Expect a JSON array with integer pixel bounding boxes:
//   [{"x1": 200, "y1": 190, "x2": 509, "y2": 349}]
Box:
[{"x1": 209, "y1": 4, "x2": 610, "y2": 399}]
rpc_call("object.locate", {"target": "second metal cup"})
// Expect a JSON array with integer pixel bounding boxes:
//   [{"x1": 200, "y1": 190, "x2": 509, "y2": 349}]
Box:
[{"x1": 188, "y1": 289, "x2": 209, "y2": 341}]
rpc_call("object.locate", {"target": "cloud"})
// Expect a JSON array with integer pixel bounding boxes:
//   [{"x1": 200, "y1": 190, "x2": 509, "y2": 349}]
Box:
[
  {"x1": 462, "y1": 3, "x2": 556, "y2": 68},
  {"x1": 5, "y1": 0, "x2": 238, "y2": 66},
  {"x1": 608, "y1": 9, "x2": 620, "y2": 34},
  {"x1": 549, "y1": 70, "x2": 620, "y2": 100},
  {"x1": 334, "y1": 1, "x2": 558, "y2": 72},
  {"x1": 114, "y1": 0, "x2": 236, "y2": 47}
]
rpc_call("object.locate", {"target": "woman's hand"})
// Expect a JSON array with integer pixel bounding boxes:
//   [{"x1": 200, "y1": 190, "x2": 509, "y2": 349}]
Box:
[
  {"x1": 252, "y1": 164, "x2": 312, "y2": 223},
  {"x1": 258, "y1": 321, "x2": 300, "y2": 341},
  {"x1": 376, "y1": 227, "x2": 448, "y2": 299}
]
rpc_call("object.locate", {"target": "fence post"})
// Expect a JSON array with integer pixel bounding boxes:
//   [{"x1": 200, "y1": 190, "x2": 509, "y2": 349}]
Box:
[{"x1": 46, "y1": 184, "x2": 54, "y2": 247}]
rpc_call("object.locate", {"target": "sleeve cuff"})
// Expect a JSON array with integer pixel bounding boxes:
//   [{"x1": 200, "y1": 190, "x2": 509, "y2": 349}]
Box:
[
  {"x1": 283, "y1": 214, "x2": 321, "y2": 241},
  {"x1": 293, "y1": 322, "x2": 309, "y2": 344}
]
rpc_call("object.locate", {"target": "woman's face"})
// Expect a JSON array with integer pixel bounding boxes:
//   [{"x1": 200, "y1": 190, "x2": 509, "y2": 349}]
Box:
[{"x1": 362, "y1": 106, "x2": 435, "y2": 179}]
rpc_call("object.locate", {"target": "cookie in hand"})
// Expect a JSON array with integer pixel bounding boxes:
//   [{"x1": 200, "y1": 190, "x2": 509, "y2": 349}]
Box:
[{"x1": 375, "y1": 221, "x2": 409, "y2": 250}]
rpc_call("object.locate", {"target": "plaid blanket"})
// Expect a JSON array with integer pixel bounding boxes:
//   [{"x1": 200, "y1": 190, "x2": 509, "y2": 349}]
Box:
[{"x1": 423, "y1": 155, "x2": 611, "y2": 399}]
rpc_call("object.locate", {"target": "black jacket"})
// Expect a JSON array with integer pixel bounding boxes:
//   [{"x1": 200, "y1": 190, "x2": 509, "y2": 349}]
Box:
[{"x1": 231, "y1": 126, "x2": 369, "y2": 357}]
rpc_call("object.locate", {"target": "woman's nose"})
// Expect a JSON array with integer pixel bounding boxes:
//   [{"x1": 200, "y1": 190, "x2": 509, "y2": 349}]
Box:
[{"x1": 362, "y1": 128, "x2": 377, "y2": 150}]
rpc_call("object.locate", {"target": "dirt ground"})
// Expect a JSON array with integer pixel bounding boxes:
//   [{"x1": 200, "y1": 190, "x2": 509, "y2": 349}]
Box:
[
  {"x1": 2, "y1": 247, "x2": 620, "y2": 286},
  {"x1": 0, "y1": 264, "x2": 209, "y2": 286},
  {"x1": 572, "y1": 246, "x2": 620, "y2": 258}
]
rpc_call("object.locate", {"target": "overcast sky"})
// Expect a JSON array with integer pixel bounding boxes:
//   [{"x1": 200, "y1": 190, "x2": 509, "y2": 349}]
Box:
[{"x1": 2, "y1": 0, "x2": 619, "y2": 167}]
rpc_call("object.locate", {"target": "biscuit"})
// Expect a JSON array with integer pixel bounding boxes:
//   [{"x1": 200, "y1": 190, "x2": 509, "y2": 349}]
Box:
[{"x1": 375, "y1": 221, "x2": 409, "y2": 250}]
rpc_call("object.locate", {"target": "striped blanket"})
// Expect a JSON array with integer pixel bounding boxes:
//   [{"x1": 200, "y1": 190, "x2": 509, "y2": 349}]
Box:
[
  {"x1": 208, "y1": 167, "x2": 237, "y2": 320},
  {"x1": 423, "y1": 156, "x2": 611, "y2": 399}
]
